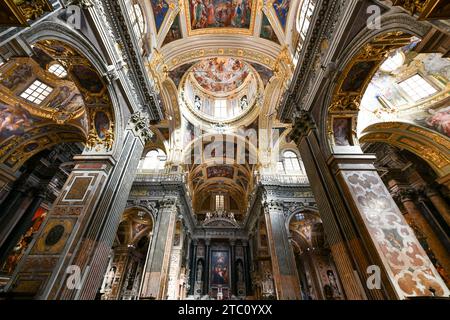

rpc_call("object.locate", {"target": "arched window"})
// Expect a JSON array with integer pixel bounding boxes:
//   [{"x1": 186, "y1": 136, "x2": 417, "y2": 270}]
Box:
[
  {"x1": 294, "y1": 0, "x2": 316, "y2": 64},
  {"x1": 278, "y1": 150, "x2": 304, "y2": 174},
  {"x1": 139, "y1": 149, "x2": 166, "y2": 171},
  {"x1": 124, "y1": 0, "x2": 146, "y2": 53}
]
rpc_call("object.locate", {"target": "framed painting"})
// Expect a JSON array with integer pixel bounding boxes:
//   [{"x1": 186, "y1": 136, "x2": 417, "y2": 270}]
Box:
[
  {"x1": 210, "y1": 250, "x2": 230, "y2": 287},
  {"x1": 185, "y1": 0, "x2": 256, "y2": 36}
]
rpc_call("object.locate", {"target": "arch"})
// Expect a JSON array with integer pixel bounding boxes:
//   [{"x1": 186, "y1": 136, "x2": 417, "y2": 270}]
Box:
[
  {"x1": 360, "y1": 121, "x2": 450, "y2": 177},
  {"x1": 139, "y1": 148, "x2": 167, "y2": 171},
  {"x1": 285, "y1": 206, "x2": 320, "y2": 231},
  {"x1": 22, "y1": 21, "x2": 125, "y2": 152},
  {"x1": 321, "y1": 12, "x2": 430, "y2": 155},
  {"x1": 119, "y1": 207, "x2": 155, "y2": 246}
]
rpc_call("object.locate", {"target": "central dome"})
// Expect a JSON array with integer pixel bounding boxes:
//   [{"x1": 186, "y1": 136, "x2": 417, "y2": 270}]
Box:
[
  {"x1": 180, "y1": 57, "x2": 262, "y2": 124},
  {"x1": 191, "y1": 58, "x2": 250, "y2": 94}
]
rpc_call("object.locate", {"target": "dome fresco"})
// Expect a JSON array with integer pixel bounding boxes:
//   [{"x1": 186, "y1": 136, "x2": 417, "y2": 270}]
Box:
[{"x1": 191, "y1": 57, "x2": 250, "y2": 93}]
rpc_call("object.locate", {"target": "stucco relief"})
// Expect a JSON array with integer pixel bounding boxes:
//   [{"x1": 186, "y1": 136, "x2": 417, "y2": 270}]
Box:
[{"x1": 344, "y1": 171, "x2": 449, "y2": 298}]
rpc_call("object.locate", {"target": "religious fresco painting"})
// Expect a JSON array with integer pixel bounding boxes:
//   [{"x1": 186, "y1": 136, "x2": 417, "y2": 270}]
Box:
[
  {"x1": 418, "y1": 106, "x2": 450, "y2": 137},
  {"x1": 94, "y1": 111, "x2": 111, "y2": 140},
  {"x1": 1, "y1": 207, "x2": 47, "y2": 274},
  {"x1": 260, "y1": 14, "x2": 280, "y2": 44},
  {"x1": 333, "y1": 117, "x2": 352, "y2": 146},
  {"x1": 272, "y1": 0, "x2": 290, "y2": 29},
  {"x1": 189, "y1": 0, "x2": 253, "y2": 30},
  {"x1": 359, "y1": 48, "x2": 450, "y2": 138},
  {"x1": 162, "y1": 14, "x2": 182, "y2": 46},
  {"x1": 191, "y1": 58, "x2": 250, "y2": 93},
  {"x1": 210, "y1": 250, "x2": 229, "y2": 286},
  {"x1": 0, "y1": 64, "x2": 33, "y2": 90},
  {"x1": 71, "y1": 65, "x2": 104, "y2": 93},
  {"x1": 206, "y1": 166, "x2": 234, "y2": 178},
  {"x1": 169, "y1": 63, "x2": 195, "y2": 87},
  {"x1": 341, "y1": 61, "x2": 377, "y2": 92},
  {"x1": 0, "y1": 102, "x2": 38, "y2": 140},
  {"x1": 151, "y1": 0, "x2": 170, "y2": 32}
]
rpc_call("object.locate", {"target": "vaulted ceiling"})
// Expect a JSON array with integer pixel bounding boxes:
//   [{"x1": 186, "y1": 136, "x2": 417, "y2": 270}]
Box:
[
  {"x1": 135, "y1": 0, "x2": 301, "y2": 218},
  {"x1": 142, "y1": 0, "x2": 300, "y2": 55}
]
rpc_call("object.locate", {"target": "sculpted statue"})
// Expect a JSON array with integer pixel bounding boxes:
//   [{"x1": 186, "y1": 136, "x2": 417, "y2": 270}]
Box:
[
  {"x1": 196, "y1": 261, "x2": 203, "y2": 281},
  {"x1": 237, "y1": 262, "x2": 244, "y2": 283}
]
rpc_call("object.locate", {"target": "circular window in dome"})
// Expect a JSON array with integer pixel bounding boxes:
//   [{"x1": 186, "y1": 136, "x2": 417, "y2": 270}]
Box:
[{"x1": 181, "y1": 58, "x2": 262, "y2": 124}]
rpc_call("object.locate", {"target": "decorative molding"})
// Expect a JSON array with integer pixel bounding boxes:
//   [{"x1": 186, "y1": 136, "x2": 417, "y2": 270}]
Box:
[{"x1": 92, "y1": 0, "x2": 163, "y2": 121}]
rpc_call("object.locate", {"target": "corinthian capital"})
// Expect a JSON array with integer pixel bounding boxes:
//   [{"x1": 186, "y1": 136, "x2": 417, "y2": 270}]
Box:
[
  {"x1": 290, "y1": 110, "x2": 316, "y2": 143},
  {"x1": 129, "y1": 111, "x2": 153, "y2": 143}
]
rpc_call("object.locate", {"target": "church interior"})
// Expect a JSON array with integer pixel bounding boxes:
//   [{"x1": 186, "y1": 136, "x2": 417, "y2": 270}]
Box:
[{"x1": 0, "y1": 0, "x2": 449, "y2": 300}]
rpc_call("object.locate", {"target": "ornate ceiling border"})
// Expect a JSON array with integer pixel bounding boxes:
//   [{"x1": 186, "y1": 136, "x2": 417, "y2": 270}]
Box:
[{"x1": 360, "y1": 121, "x2": 450, "y2": 177}]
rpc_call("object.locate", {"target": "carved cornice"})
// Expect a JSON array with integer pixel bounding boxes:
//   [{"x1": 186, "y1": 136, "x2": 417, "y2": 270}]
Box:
[
  {"x1": 392, "y1": 187, "x2": 417, "y2": 202},
  {"x1": 126, "y1": 199, "x2": 159, "y2": 214},
  {"x1": 263, "y1": 199, "x2": 285, "y2": 214},
  {"x1": 93, "y1": 0, "x2": 163, "y2": 121},
  {"x1": 279, "y1": 0, "x2": 340, "y2": 121}
]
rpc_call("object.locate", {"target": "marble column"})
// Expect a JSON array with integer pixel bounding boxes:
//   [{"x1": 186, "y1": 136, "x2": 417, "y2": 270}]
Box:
[
  {"x1": 230, "y1": 240, "x2": 236, "y2": 295},
  {"x1": 328, "y1": 153, "x2": 450, "y2": 298},
  {"x1": 263, "y1": 199, "x2": 301, "y2": 300},
  {"x1": 395, "y1": 189, "x2": 450, "y2": 278},
  {"x1": 188, "y1": 240, "x2": 198, "y2": 295},
  {"x1": 140, "y1": 198, "x2": 178, "y2": 299},
  {"x1": 203, "y1": 239, "x2": 210, "y2": 295},
  {"x1": 425, "y1": 187, "x2": 450, "y2": 227},
  {"x1": 290, "y1": 113, "x2": 376, "y2": 300},
  {"x1": 243, "y1": 241, "x2": 252, "y2": 295},
  {"x1": 8, "y1": 113, "x2": 152, "y2": 300}
]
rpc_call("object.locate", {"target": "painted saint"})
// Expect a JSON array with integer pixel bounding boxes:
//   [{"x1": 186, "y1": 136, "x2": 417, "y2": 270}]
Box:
[
  {"x1": 94, "y1": 111, "x2": 110, "y2": 140},
  {"x1": 0, "y1": 102, "x2": 36, "y2": 140},
  {"x1": 211, "y1": 251, "x2": 229, "y2": 286}
]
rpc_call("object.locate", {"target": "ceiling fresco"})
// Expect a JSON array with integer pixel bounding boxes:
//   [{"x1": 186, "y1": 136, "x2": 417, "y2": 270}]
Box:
[
  {"x1": 0, "y1": 101, "x2": 41, "y2": 140},
  {"x1": 260, "y1": 13, "x2": 280, "y2": 44},
  {"x1": 191, "y1": 58, "x2": 250, "y2": 93},
  {"x1": 272, "y1": 0, "x2": 291, "y2": 30},
  {"x1": 187, "y1": 0, "x2": 255, "y2": 34},
  {"x1": 151, "y1": 0, "x2": 170, "y2": 32},
  {"x1": 162, "y1": 14, "x2": 182, "y2": 46},
  {"x1": 359, "y1": 41, "x2": 450, "y2": 138}
]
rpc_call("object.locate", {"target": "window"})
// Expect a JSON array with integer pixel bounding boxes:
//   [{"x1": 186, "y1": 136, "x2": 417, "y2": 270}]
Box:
[
  {"x1": 380, "y1": 51, "x2": 404, "y2": 73},
  {"x1": 294, "y1": 0, "x2": 315, "y2": 64},
  {"x1": 20, "y1": 80, "x2": 53, "y2": 104},
  {"x1": 215, "y1": 99, "x2": 227, "y2": 119},
  {"x1": 215, "y1": 194, "x2": 225, "y2": 211},
  {"x1": 281, "y1": 151, "x2": 303, "y2": 174},
  {"x1": 48, "y1": 64, "x2": 67, "y2": 78},
  {"x1": 276, "y1": 161, "x2": 284, "y2": 173},
  {"x1": 140, "y1": 149, "x2": 167, "y2": 171},
  {"x1": 294, "y1": 213, "x2": 305, "y2": 221},
  {"x1": 134, "y1": 4, "x2": 145, "y2": 34},
  {"x1": 297, "y1": 0, "x2": 315, "y2": 40},
  {"x1": 125, "y1": 0, "x2": 145, "y2": 46},
  {"x1": 398, "y1": 74, "x2": 437, "y2": 101},
  {"x1": 284, "y1": 151, "x2": 301, "y2": 173}
]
